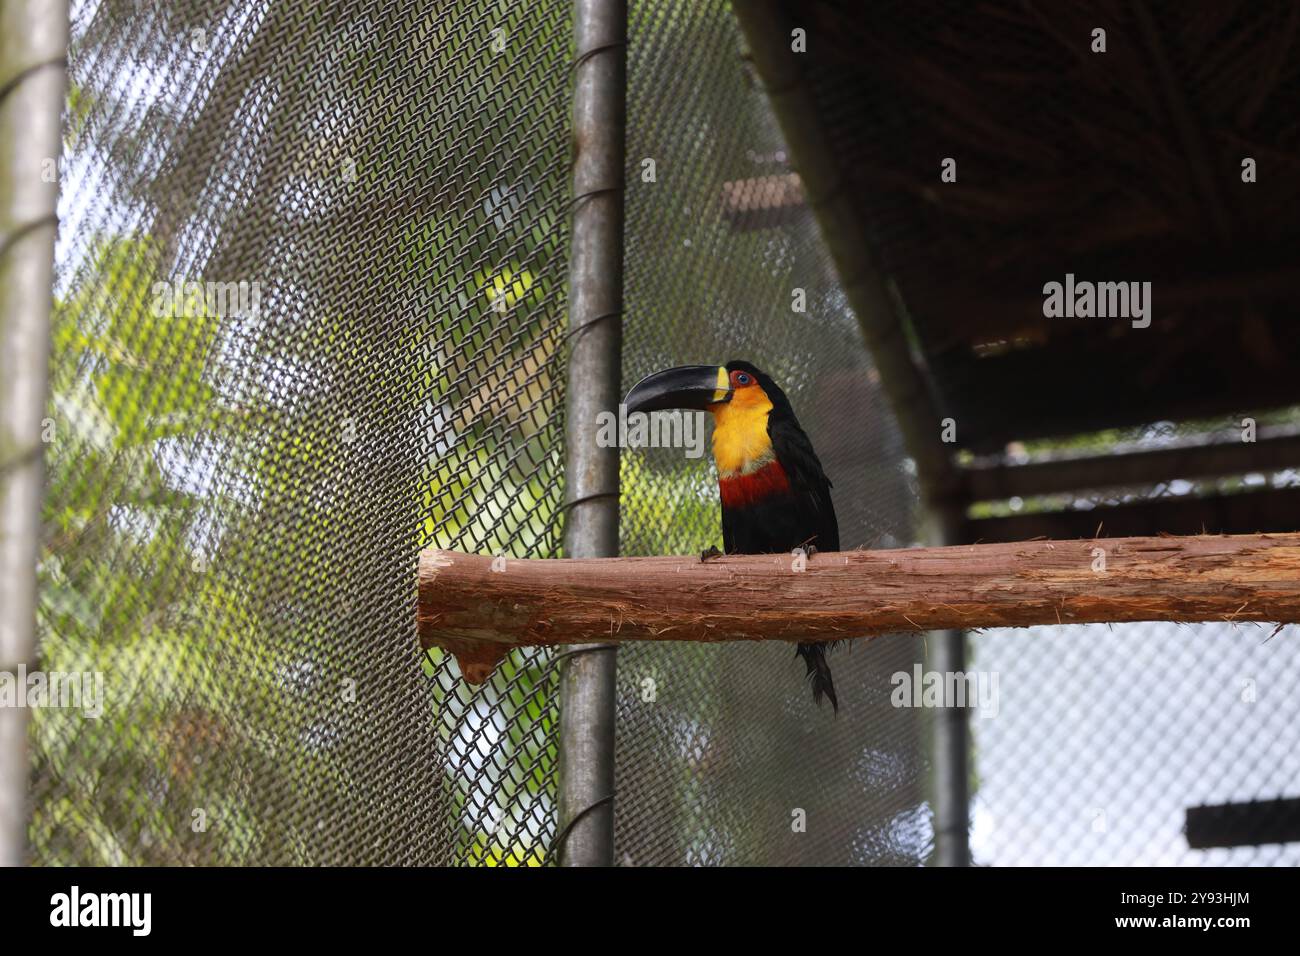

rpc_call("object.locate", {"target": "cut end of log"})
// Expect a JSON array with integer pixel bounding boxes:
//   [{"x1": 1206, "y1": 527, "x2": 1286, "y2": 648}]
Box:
[{"x1": 419, "y1": 549, "x2": 512, "y2": 683}]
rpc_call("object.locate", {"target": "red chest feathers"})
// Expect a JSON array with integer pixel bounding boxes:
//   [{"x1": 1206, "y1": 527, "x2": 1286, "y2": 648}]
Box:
[{"x1": 718, "y1": 460, "x2": 792, "y2": 509}]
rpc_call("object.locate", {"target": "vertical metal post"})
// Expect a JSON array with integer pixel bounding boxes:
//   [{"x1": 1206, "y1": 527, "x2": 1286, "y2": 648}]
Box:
[
  {"x1": 556, "y1": 0, "x2": 625, "y2": 867},
  {"x1": 924, "y1": 503, "x2": 970, "y2": 867},
  {"x1": 0, "y1": 0, "x2": 68, "y2": 867},
  {"x1": 932, "y1": 623, "x2": 970, "y2": 866}
]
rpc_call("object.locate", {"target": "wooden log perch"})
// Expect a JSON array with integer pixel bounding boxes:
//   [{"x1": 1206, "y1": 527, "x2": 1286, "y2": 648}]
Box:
[{"x1": 418, "y1": 533, "x2": 1300, "y2": 683}]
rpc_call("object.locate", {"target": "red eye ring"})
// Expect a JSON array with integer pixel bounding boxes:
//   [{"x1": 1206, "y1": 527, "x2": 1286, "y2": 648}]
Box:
[{"x1": 734, "y1": 372, "x2": 751, "y2": 386}]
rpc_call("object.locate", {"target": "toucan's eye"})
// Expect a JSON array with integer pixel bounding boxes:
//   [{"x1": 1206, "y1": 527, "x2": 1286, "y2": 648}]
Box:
[{"x1": 735, "y1": 372, "x2": 751, "y2": 386}]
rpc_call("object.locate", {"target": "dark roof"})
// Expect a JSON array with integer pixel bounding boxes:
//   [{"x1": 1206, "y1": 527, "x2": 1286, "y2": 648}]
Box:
[{"x1": 791, "y1": 0, "x2": 1300, "y2": 452}]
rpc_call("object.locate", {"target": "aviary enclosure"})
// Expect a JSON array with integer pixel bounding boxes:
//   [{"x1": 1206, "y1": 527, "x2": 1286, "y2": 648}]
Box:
[{"x1": 3, "y1": 0, "x2": 1300, "y2": 870}]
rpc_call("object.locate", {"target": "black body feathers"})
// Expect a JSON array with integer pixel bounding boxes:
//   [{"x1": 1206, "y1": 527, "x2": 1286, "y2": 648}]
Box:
[{"x1": 719, "y1": 362, "x2": 840, "y2": 711}]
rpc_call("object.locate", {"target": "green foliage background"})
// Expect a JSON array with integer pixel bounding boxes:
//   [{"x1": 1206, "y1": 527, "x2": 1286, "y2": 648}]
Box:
[{"x1": 34, "y1": 0, "x2": 598, "y2": 866}]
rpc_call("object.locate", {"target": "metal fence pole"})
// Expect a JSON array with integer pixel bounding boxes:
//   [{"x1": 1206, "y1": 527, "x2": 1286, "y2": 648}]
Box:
[
  {"x1": 556, "y1": 0, "x2": 625, "y2": 867},
  {"x1": 0, "y1": 0, "x2": 68, "y2": 867},
  {"x1": 923, "y1": 503, "x2": 971, "y2": 867},
  {"x1": 931, "y1": 623, "x2": 970, "y2": 866}
]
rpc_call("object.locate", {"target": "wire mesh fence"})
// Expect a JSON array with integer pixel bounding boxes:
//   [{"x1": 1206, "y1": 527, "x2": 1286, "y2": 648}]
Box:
[
  {"x1": 968, "y1": 416, "x2": 1300, "y2": 865},
  {"x1": 972, "y1": 617, "x2": 1300, "y2": 865},
  {"x1": 40, "y1": 0, "x2": 573, "y2": 866},
  {"x1": 614, "y1": 0, "x2": 928, "y2": 866},
  {"x1": 37, "y1": 0, "x2": 927, "y2": 868}
]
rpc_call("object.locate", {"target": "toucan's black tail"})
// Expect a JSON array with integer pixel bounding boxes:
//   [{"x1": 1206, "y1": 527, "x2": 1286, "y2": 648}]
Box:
[{"x1": 796, "y1": 642, "x2": 838, "y2": 712}]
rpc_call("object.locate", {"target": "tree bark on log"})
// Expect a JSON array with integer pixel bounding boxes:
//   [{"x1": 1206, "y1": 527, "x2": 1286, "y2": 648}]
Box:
[{"x1": 418, "y1": 533, "x2": 1300, "y2": 683}]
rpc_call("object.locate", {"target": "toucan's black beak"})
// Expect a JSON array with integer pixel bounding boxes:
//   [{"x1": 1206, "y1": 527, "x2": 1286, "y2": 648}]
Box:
[{"x1": 624, "y1": 365, "x2": 731, "y2": 414}]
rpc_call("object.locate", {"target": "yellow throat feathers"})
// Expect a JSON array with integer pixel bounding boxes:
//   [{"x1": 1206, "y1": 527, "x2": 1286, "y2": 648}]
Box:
[{"x1": 710, "y1": 386, "x2": 774, "y2": 477}]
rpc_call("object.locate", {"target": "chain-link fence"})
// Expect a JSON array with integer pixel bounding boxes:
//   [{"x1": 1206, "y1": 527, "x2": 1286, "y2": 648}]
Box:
[
  {"x1": 35, "y1": 0, "x2": 924, "y2": 867},
  {"x1": 614, "y1": 0, "x2": 928, "y2": 866},
  {"x1": 40, "y1": 0, "x2": 574, "y2": 866},
  {"x1": 969, "y1": 416, "x2": 1300, "y2": 865},
  {"x1": 973, "y1": 617, "x2": 1300, "y2": 865}
]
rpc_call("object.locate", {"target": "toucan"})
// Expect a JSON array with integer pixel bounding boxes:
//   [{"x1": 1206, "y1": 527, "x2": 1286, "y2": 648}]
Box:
[{"x1": 624, "y1": 360, "x2": 840, "y2": 710}]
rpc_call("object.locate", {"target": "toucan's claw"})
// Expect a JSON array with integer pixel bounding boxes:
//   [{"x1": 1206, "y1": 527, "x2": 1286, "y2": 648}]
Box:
[{"x1": 700, "y1": 545, "x2": 723, "y2": 562}]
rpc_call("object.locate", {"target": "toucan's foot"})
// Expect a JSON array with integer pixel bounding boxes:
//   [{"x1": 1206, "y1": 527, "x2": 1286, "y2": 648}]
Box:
[
  {"x1": 700, "y1": 545, "x2": 723, "y2": 562},
  {"x1": 804, "y1": 543, "x2": 819, "y2": 558}
]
